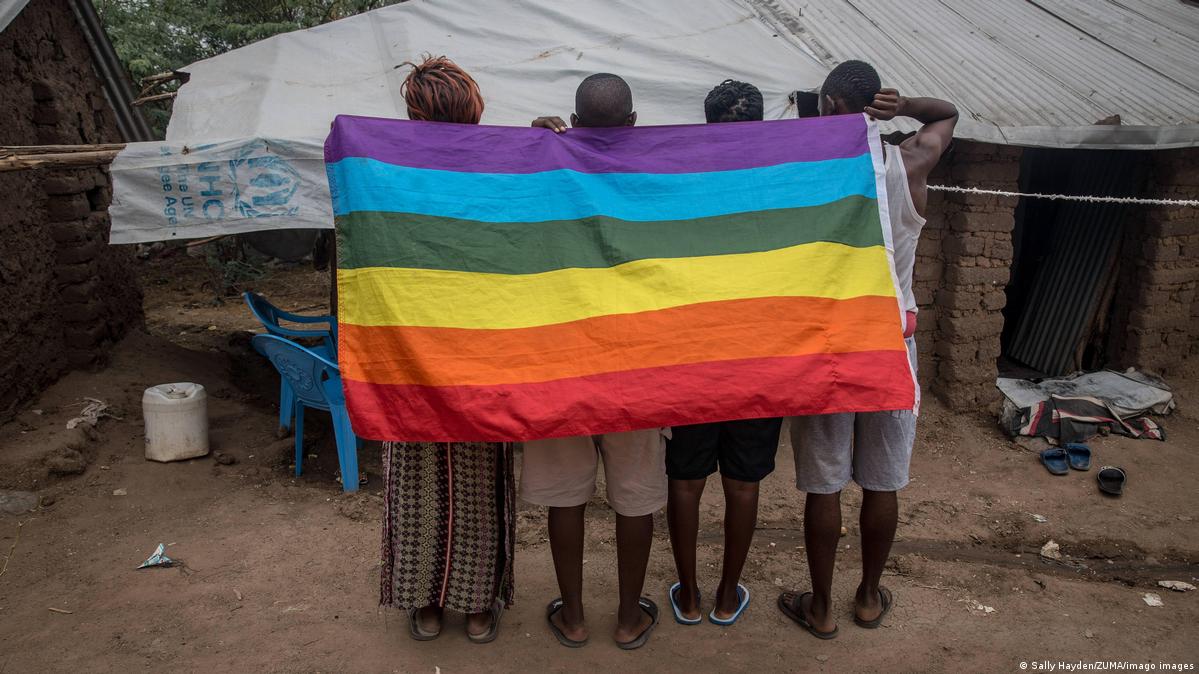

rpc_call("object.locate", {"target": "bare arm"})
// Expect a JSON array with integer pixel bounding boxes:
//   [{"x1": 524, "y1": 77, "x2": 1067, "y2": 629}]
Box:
[
  {"x1": 894, "y1": 96, "x2": 958, "y2": 182},
  {"x1": 865, "y1": 89, "x2": 957, "y2": 182}
]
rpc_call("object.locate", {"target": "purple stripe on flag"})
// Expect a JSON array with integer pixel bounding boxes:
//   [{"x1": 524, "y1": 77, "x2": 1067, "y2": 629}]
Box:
[{"x1": 324, "y1": 114, "x2": 869, "y2": 174}]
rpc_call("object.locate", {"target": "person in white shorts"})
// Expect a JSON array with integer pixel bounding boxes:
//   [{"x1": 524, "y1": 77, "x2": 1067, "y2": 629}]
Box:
[
  {"x1": 525, "y1": 73, "x2": 667, "y2": 651},
  {"x1": 778, "y1": 60, "x2": 958, "y2": 640},
  {"x1": 521, "y1": 430, "x2": 668, "y2": 649}
]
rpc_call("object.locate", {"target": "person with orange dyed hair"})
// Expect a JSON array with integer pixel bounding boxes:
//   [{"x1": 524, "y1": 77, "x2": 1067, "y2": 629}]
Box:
[
  {"x1": 379, "y1": 55, "x2": 514, "y2": 645},
  {"x1": 401, "y1": 54, "x2": 485, "y2": 124}
]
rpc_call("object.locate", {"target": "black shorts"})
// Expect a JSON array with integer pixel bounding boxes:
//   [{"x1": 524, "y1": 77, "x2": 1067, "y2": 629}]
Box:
[{"x1": 666, "y1": 417, "x2": 782, "y2": 483}]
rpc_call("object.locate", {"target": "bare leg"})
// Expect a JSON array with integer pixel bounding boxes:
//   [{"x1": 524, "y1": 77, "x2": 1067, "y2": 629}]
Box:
[
  {"x1": 613, "y1": 513, "x2": 654, "y2": 643},
  {"x1": 855, "y1": 489, "x2": 898, "y2": 621},
  {"x1": 547, "y1": 504, "x2": 588, "y2": 642},
  {"x1": 667, "y1": 478, "x2": 706, "y2": 620},
  {"x1": 801, "y1": 491, "x2": 841, "y2": 633},
  {"x1": 713, "y1": 476, "x2": 759, "y2": 619}
]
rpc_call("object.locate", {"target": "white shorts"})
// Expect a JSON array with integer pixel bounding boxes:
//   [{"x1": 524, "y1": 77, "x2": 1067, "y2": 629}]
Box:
[{"x1": 520, "y1": 429, "x2": 668, "y2": 516}]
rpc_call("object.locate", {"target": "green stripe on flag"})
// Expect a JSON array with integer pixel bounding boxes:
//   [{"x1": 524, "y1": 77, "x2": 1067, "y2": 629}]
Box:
[{"x1": 337, "y1": 194, "x2": 883, "y2": 274}]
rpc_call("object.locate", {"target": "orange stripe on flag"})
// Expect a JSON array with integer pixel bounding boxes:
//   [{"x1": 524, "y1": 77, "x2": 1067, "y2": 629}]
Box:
[{"x1": 339, "y1": 295, "x2": 905, "y2": 387}]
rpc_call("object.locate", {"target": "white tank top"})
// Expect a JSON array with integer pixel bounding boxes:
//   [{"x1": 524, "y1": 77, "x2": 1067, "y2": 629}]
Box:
[{"x1": 883, "y1": 145, "x2": 926, "y2": 313}]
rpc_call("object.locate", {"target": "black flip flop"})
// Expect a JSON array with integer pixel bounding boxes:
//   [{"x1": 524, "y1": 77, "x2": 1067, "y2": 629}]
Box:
[
  {"x1": 777, "y1": 591, "x2": 838, "y2": 639},
  {"x1": 853, "y1": 586, "x2": 893, "y2": 628},
  {"x1": 546, "y1": 598, "x2": 588, "y2": 648},
  {"x1": 467, "y1": 599, "x2": 504, "y2": 644},
  {"x1": 616, "y1": 597, "x2": 660, "y2": 651},
  {"x1": 1097, "y1": 465, "x2": 1126, "y2": 496},
  {"x1": 407, "y1": 607, "x2": 441, "y2": 641}
]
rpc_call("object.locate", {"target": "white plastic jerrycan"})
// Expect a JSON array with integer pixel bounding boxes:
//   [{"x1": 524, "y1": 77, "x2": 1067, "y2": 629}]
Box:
[{"x1": 143, "y1": 383, "x2": 209, "y2": 462}]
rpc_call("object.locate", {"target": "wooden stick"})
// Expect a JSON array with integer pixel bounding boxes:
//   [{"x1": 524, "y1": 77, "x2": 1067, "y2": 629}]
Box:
[
  {"x1": 139, "y1": 71, "x2": 181, "y2": 86},
  {"x1": 185, "y1": 235, "x2": 227, "y2": 248},
  {"x1": 1, "y1": 144, "x2": 126, "y2": 156},
  {"x1": 47, "y1": 607, "x2": 74, "y2": 614},
  {"x1": 0, "y1": 150, "x2": 122, "y2": 172},
  {"x1": 0, "y1": 520, "x2": 23, "y2": 579},
  {"x1": 132, "y1": 91, "x2": 178, "y2": 107}
]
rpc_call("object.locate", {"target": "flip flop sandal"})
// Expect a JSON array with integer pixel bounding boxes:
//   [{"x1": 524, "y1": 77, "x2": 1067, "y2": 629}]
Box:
[
  {"x1": 853, "y1": 586, "x2": 893, "y2": 629},
  {"x1": 668, "y1": 582, "x2": 703, "y2": 625},
  {"x1": 545, "y1": 598, "x2": 588, "y2": 648},
  {"x1": 467, "y1": 599, "x2": 505, "y2": 644},
  {"x1": 1097, "y1": 465, "x2": 1126, "y2": 496},
  {"x1": 709, "y1": 584, "x2": 750, "y2": 626},
  {"x1": 407, "y1": 607, "x2": 441, "y2": 641},
  {"x1": 616, "y1": 597, "x2": 660, "y2": 651},
  {"x1": 1064, "y1": 443, "x2": 1092, "y2": 471},
  {"x1": 777, "y1": 591, "x2": 838, "y2": 640},
  {"x1": 1040, "y1": 448, "x2": 1069, "y2": 476}
]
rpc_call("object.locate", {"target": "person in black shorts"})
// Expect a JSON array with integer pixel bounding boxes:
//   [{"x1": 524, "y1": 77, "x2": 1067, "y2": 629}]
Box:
[{"x1": 664, "y1": 79, "x2": 782, "y2": 627}]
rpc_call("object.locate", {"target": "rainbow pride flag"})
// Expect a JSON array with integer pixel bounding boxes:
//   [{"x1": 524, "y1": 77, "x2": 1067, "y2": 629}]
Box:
[{"x1": 325, "y1": 114, "x2": 914, "y2": 442}]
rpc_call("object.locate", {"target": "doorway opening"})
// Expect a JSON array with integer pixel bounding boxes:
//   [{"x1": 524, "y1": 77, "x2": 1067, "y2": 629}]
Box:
[{"x1": 1000, "y1": 148, "x2": 1149, "y2": 378}]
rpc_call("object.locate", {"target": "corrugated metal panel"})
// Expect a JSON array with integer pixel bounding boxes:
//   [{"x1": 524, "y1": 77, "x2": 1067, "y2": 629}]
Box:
[
  {"x1": 0, "y1": 0, "x2": 31, "y2": 34},
  {"x1": 66, "y1": 0, "x2": 154, "y2": 142},
  {"x1": 941, "y1": 0, "x2": 1193, "y2": 125},
  {"x1": 1108, "y1": 0, "x2": 1199, "y2": 35},
  {"x1": 754, "y1": 0, "x2": 1199, "y2": 149},
  {"x1": 1029, "y1": 0, "x2": 1199, "y2": 91},
  {"x1": 1005, "y1": 150, "x2": 1146, "y2": 375}
]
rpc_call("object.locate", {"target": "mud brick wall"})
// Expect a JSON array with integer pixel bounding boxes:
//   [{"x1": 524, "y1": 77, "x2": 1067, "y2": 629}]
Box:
[
  {"x1": 0, "y1": 0, "x2": 143, "y2": 419},
  {"x1": 918, "y1": 141, "x2": 1023, "y2": 411},
  {"x1": 1107, "y1": 148, "x2": 1199, "y2": 373}
]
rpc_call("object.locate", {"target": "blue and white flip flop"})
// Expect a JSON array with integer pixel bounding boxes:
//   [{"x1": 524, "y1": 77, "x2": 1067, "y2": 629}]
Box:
[
  {"x1": 668, "y1": 582, "x2": 702, "y2": 625},
  {"x1": 709, "y1": 584, "x2": 750, "y2": 626}
]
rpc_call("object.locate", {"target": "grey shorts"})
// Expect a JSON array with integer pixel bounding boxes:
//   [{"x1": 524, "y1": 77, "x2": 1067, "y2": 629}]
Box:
[{"x1": 789, "y1": 337, "x2": 917, "y2": 493}]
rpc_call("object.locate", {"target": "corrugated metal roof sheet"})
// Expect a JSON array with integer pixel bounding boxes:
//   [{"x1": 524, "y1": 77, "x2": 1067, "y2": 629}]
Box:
[
  {"x1": 1006, "y1": 149, "x2": 1146, "y2": 375},
  {"x1": 67, "y1": 0, "x2": 155, "y2": 142},
  {"x1": 754, "y1": 0, "x2": 1199, "y2": 148},
  {"x1": 0, "y1": 0, "x2": 31, "y2": 35}
]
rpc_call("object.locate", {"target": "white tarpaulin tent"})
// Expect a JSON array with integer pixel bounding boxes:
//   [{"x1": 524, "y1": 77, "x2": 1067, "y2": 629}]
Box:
[
  {"x1": 109, "y1": 0, "x2": 829, "y2": 243},
  {"x1": 110, "y1": 0, "x2": 1199, "y2": 243}
]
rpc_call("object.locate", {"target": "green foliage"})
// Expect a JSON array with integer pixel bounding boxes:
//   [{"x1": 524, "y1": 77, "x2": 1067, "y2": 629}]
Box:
[{"x1": 94, "y1": 0, "x2": 405, "y2": 137}]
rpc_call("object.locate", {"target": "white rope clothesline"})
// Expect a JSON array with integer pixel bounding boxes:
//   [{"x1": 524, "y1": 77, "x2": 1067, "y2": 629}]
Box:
[{"x1": 927, "y1": 184, "x2": 1199, "y2": 207}]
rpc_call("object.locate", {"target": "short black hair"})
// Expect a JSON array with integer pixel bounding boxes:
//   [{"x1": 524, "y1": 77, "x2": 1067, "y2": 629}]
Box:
[
  {"x1": 820, "y1": 60, "x2": 881, "y2": 113},
  {"x1": 704, "y1": 80, "x2": 763, "y2": 123},
  {"x1": 574, "y1": 73, "x2": 633, "y2": 127}
]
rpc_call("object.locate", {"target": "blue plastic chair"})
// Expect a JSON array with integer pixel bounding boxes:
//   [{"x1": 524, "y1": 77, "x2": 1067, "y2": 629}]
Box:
[
  {"x1": 251, "y1": 334, "x2": 362, "y2": 493},
  {"x1": 243, "y1": 292, "x2": 337, "y2": 434}
]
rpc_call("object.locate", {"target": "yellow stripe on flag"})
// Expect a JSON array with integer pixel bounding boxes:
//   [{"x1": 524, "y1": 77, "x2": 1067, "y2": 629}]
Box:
[{"x1": 337, "y1": 242, "x2": 897, "y2": 330}]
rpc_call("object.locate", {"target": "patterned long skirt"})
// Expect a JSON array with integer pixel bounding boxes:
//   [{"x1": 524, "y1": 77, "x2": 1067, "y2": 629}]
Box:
[{"x1": 380, "y1": 442, "x2": 515, "y2": 613}]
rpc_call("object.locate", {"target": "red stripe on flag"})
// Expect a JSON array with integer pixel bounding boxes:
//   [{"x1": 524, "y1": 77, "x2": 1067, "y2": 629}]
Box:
[{"x1": 342, "y1": 350, "x2": 915, "y2": 442}]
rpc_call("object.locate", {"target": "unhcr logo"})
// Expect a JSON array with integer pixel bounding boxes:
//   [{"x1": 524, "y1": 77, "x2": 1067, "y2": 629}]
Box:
[{"x1": 230, "y1": 140, "x2": 302, "y2": 219}]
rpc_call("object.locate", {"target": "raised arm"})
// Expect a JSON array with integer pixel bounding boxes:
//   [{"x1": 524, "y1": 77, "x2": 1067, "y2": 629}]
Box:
[{"x1": 865, "y1": 89, "x2": 958, "y2": 182}]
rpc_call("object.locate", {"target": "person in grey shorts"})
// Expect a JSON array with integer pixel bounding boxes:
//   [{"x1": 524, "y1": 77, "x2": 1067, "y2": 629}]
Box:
[
  {"x1": 778, "y1": 59, "x2": 957, "y2": 639},
  {"x1": 793, "y1": 337, "x2": 919, "y2": 492}
]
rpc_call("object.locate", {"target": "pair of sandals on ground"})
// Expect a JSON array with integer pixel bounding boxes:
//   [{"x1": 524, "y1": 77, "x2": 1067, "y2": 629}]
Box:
[
  {"x1": 407, "y1": 600, "x2": 504, "y2": 644},
  {"x1": 1039, "y1": 442, "x2": 1127, "y2": 495},
  {"x1": 542, "y1": 581, "x2": 893, "y2": 649}
]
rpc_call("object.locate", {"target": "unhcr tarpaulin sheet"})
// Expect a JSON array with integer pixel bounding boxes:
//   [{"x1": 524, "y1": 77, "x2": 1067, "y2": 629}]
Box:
[
  {"x1": 109, "y1": 138, "x2": 331, "y2": 243},
  {"x1": 326, "y1": 113, "x2": 915, "y2": 441}
]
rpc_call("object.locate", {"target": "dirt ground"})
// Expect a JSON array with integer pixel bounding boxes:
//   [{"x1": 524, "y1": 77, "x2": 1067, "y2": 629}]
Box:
[{"x1": 1, "y1": 256, "x2": 1197, "y2": 673}]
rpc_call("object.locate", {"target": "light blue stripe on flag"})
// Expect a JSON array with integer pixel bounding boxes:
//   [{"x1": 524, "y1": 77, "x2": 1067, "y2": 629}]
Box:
[{"x1": 328, "y1": 153, "x2": 877, "y2": 222}]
